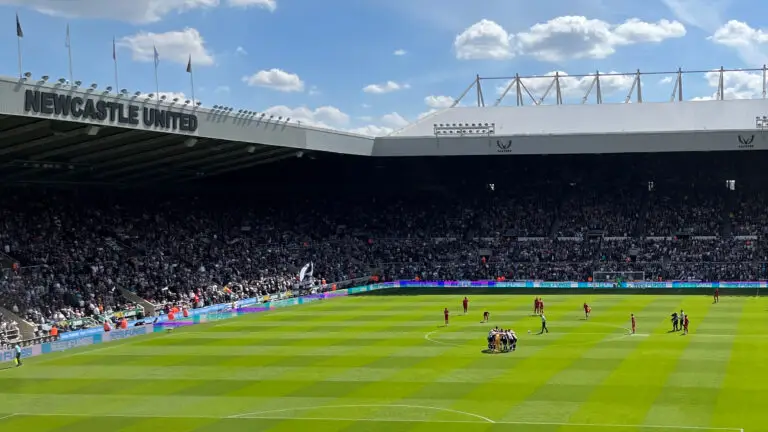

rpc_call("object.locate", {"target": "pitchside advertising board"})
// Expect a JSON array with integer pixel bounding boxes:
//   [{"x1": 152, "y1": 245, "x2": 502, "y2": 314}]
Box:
[
  {"x1": 23, "y1": 89, "x2": 199, "y2": 132},
  {"x1": 0, "y1": 284, "x2": 388, "y2": 362},
  {"x1": 392, "y1": 281, "x2": 768, "y2": 288}
]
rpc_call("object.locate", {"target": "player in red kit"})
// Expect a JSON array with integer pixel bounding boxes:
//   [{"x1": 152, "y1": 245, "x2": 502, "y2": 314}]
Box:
[
  {"x1": 583, "y1": 302, "x2": 591, "y2": 319},
  {"x1": 714, "y1": 288, "x2": 719, "y2": 303},
  {"x1": 631, "y1": 313, "x2": 636, "y2": 334},
  {"x1": 482, "y1": 311, "x2": 490, "y2": 323},
  {"x1": 444, "y1": 308, "x2": 449, "y2": 326},
  {"x1": 462, "y1": 297, "x2": 469, "y2": 314},
  {"x1": 539, "y1": 298, "x2": 544, "y2": 314},
  {"x1": 533, "y1": 297, "x2": 539, "y2": 315},
  {"x1": 683, "y1": 315, "x2": 690, "y2": 335}
]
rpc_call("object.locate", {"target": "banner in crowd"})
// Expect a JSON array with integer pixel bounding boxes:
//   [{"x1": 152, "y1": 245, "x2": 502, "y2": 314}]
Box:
[
  {"x1": 393, "y1": 280, "x2": 768, "y2": 288},
  {"x1": 4, "y1": 283, "x2": 390, "y2": 361}
]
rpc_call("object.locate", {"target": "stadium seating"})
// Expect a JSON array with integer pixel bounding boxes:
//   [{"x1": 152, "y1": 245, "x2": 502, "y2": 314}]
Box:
[{"x1": 1, "y1": 181, "x2": 767, "y2": 338}]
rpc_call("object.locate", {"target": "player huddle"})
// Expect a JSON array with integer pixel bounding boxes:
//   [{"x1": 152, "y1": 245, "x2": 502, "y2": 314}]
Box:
[{"x1": 487, "y1": 327, "x2": 518, "y2": 352}]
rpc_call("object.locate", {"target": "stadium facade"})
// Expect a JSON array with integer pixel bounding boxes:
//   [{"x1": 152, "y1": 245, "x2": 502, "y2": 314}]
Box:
[{"x1": 2, "y1": 68, "x2": 768, "y2": 179}]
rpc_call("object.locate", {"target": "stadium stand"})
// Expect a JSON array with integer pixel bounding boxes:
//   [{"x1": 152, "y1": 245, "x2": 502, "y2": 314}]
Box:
[
  {"x1": 2, "y1": 149, "x2": 768, "y2": 339},
  {"x1": 2, "y1": 69, "x2": 768, "y2": 341}
]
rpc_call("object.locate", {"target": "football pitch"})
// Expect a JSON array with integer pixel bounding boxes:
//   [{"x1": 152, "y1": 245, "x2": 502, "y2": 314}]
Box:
[{"x1": 0, "y1": 294, "x2": 765, "y2": 431}]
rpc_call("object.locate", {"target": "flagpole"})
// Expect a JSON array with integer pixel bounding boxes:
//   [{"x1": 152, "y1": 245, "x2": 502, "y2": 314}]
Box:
[
  {"x1": 188, "y1": 55, "x2": 195, "y2": 105},
  {"x1": 190, "y1": 70, "x2": 195, "y2": 105},
  {"x1": 154, "y1": 65, "x2": 159, "y2": 97},
  {"x1": 66, "y1": 25, "x2": 74, "y2": 85},
  {"x1": 17, "y1": 36, "x2": 22, "y2": 79},
  {"x1": 113, "y1": 37, "x2": 119, "y2": 92},
  {"x1": 16, "y1": 13, "x2": 23, "y2": 79}
]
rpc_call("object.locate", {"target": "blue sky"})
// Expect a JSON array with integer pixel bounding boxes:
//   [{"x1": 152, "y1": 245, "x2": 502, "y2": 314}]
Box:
[{"x1": 0, "y1": 0, "x2": 767, "y2": 135}]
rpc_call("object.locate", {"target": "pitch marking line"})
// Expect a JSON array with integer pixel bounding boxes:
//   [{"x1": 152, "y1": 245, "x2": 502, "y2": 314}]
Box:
[
  {"x1": 0, "y1": 414, "x2": 16, "y2": 421},
  {"x1": 1, "y1": 411, "x2": 742, "y2": 430},
  {"x1": 423, "y1": 330, "x2": 463, "y2": 347},
  {"x1": 229, "y1": 404, "x2": 495, "y2": 423}
]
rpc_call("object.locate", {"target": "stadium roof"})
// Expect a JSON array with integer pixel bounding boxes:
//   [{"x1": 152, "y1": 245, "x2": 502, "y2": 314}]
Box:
[{"x1": 1, "y1": 68, "x2": 768, "y2": 185}]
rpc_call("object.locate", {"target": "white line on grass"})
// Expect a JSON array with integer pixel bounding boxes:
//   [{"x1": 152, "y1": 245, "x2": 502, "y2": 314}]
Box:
[
  {"x1": 228, "y1": 404, "x2": 495, "y2": 423},
  {"x1": 423, "y1": 330, "x2": 463, "y2": 346},
  {"x1": 3, "y1": 411, "x2": 742, "y2": 430},
  {"x1": 0, "y1": 414, "x2": 16, "y2": 421}
]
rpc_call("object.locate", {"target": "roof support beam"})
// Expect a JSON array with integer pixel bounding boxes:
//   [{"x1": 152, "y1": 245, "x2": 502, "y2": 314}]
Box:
[
  {"x1": 0, "y1": 125, "x2": 84, "y2": 157},
  {"x1": 28, "y1": 130, "x2": 149, "y2": 160},
  {"x1": 70, "y1": 134, "x2": 179, "y2": 163}
]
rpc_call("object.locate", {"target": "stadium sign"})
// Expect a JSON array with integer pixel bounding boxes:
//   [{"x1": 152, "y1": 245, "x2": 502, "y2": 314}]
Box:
[{"x1": 23, "y1": 90, "x2": 198, "y2": 132}]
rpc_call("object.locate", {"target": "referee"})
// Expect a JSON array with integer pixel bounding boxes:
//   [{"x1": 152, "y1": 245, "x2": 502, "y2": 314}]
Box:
[{"x1": 539, "y1": 314, "x2": 549, "y2": 334}]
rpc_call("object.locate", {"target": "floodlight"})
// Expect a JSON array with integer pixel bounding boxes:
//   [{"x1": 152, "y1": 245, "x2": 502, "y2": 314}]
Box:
[
  {"x1": 58, "y1": 78, "x2": 66, "y2": 84},
  {"x1": 41, "y1": 75, "x2": 49, "y2": 82},
  {"x1": 90, "y1": 83, "x2": 97, "y2": 89},
  {"x1": 106, "y1": 86, "x2": 112, "y2": 92},
  {"x1": 23, "y1": 72, "x2": 31, "y2": 78}
]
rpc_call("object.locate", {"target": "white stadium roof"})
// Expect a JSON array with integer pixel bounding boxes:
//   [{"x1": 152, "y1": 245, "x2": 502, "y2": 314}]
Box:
[{"x1": 0, "y1": 67, "x2": 767, "y2": 185}]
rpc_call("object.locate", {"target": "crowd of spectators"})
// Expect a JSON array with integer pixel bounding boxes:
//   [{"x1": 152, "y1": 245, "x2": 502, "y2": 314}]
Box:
[{"x1": 1, "y1": 185, "x2": 768, "y2": 335}]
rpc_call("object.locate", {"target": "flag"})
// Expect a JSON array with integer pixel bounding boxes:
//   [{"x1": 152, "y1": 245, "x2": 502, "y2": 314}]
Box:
[
  {"x1": 15, "y1": 13, "x2": 23, "y2": 38},
  {"x1": 112, "y1": 37, "x2": 116, "y2": 60},
  {"x1": 153, "y1": 45, "x2": 159, "y2": 68},
  {"x1": 65, "y1": 24, "x2": 70, "y2": 48},
  {"x1": 186, "y1": 55, "x2": 192, "y2": 73}
]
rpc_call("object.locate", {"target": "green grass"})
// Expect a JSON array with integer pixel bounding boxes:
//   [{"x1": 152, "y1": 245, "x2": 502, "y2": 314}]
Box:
[{"x1": 0, "y1": 294, "x2": 765, "y2": 431}]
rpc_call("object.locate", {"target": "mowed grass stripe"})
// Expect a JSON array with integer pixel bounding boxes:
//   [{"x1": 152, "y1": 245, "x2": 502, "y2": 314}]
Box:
[
  {"x1": 484, "y1": 295, "x2": 658, "y2": 424},
  {"x1": 565, "y1": 296, "x2": 713, "y2": 427},
  {"x1": 643, "y1": 297, "x2": 743, "y2": 428},
  {"x1": 710, "y1": 296, "x2": 768, "y2": 430},
  {"x1": 0, "y1": 295, "x2": 763, "y2": 432},
  {"x1": 437, "y1": 296, "x2": 638, "y2": 422},
  {"x1": 325, "y1": 294, "x2": 547, "y2": 419}
]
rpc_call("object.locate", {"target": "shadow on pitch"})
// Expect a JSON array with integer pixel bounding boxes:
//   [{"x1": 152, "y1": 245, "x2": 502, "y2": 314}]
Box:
[{"x1": 481, "y1": 349, "x2": 514, "y2": 355}]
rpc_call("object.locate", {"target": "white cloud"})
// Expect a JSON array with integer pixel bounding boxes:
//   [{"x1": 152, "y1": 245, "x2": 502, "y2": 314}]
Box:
[
  {"x1": 380, "y1": 112, "x2": 409, "y2": 128},
  {"x1": 349, "y1": 125, "x2": 394, "y2": 137},
  {"x1": 495, "y1": 71, "x2": 635, "y2": 102},
  {"x1": 235, "y1": 46, "x2": 247, "y2": 55},
  {"x1": 709, "y1": 20, "x2": 768, "y2": 47},
  {"x1": 659, "y1": 76, "x2": 674, "y2": 84},
  {"x1": 119, "y1": 28, "x2": 214, "y2": 66},
  {"x1": 424, "y1": 95, "x2": 455, "y2": 109},
  {"x1": 227, "y1": 0, "x2": 276, "y2": 11},
  {"x1": 260, "y1": 106, "x2": 408, "y2": 137},
  {"x1": 418, "y1": 109, "x2": 438, "y2": 120},
  {"x1": 2, "y1": 0, "x2": 272, "y2": 24},
  {"x1": 363, "y1": 81, "x2": 410, "y2": 94},
  {"x1": 242, "y1": 69, "x2": 305, "y2": 92},
  {"x1": 693, "y1": 70, "x2": 765, "y2": 101},
  {"x1": 214, "y1": 85, "x2": 230, "y2": 94},
  {"x1": 454, "y1": 19, "x2": 513, "y2": 60},
  {"x1": 308, "y1": 86, "x2": 320, "y2": 96},
  {"x1": 393, "y1": 49, "x2": 407, "y2": 56},
  {"x1": 455, "y1": 16, "x2": 686, "y2": 61},
  {"x1": 708, "y1": 20, "x2": 768, "y2": 64},
  {"x1": 361, "y1": 103, "x2": 371, "y2": 108},
  {"x1": 263, "y1": 105, "x2": 350, "y2": 128}
]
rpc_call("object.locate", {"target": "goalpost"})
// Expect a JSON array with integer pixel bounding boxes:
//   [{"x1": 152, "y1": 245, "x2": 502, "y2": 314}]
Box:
[{"x1": 592, "y1": 271, "x2": 645, "y2": 282}]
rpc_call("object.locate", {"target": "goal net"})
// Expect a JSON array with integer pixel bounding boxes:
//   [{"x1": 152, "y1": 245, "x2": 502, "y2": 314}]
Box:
[{"x1": 592, "y1": 271, "x2": 645, "y2": 282}]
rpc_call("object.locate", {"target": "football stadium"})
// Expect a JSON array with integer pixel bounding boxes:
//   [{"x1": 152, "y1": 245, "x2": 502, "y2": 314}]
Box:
[{"x1": 2, "y1": 56, "x2": 768, "y2": 431}]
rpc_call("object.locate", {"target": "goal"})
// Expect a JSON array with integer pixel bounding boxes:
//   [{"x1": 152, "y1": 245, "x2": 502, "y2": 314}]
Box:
[{"x1": 592, "y1": 271, "x2": 645, "y2": 282}]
